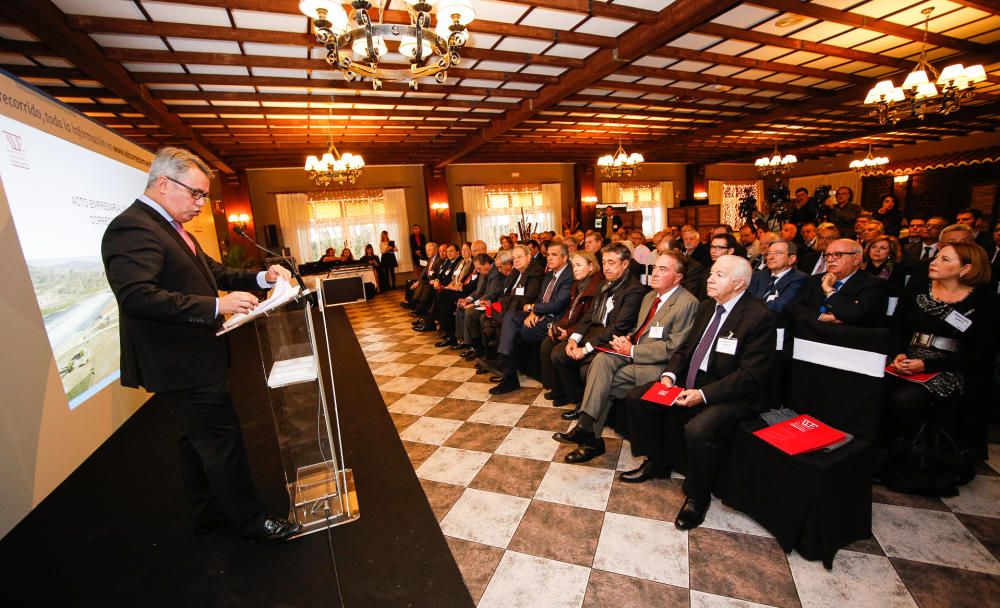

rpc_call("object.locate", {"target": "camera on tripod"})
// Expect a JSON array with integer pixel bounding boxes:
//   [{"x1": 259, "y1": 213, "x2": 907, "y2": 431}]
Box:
[
  {"x1": 738, "y1": 186, "x2": 757, "y2": 228},
  {"x1": 812, "y1": 185, "x2": 833, "y2": 223}
]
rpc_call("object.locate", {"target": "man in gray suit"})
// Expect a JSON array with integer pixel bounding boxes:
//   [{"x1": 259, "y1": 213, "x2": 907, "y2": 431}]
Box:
[
  {"x1": 553, "y1": 251, "x2": 699, "y2": 463},
  {"x1": 454, "y1": 252, "x2": 508, "y2": 347}
]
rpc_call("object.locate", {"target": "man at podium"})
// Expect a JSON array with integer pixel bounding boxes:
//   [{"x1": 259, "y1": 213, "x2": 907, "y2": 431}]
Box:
[{"x1": 101, "y1": 147, "x2": 299, "y2": 543}]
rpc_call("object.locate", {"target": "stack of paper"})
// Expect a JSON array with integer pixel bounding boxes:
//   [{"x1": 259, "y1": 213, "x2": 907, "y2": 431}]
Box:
[
  {"x1": 267, "y1": 355, "x2": 317, "y2": 388},
  {"x1": 220, "y1": 278, "x2": 300, "y2": 332}
]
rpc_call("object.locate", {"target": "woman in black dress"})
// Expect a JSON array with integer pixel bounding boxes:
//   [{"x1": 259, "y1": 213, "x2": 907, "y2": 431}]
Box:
[
  {"x1": 872, "y1": 194, "x2": 903, "y2": 236},
  {"x1": 886, "y1": 242, "x2": 995, "y2": 459},
  {"x1": 360, "y1": 243, "x2": 382, "y2": 292},
  {"x1": 379, "y1": 230, "x2": 398, "y2": 290}
]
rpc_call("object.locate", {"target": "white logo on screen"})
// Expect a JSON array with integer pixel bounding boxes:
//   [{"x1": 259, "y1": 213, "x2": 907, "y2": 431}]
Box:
[{"x1": 3, "y1": 130, "x2": 28, "y2": 169}]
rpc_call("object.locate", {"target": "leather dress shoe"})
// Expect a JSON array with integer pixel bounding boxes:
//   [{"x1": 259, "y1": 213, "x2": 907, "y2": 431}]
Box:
[
  {"x1": 543, "y1": 391, "x2": 573, "y2": 406},
  {"x1": 619, "y1": 459, "x2": 669, "y2": 484},
  {"x1": 461, "y1": 349, "x2": 481, "y2": 360},
  {"x1": 489, "y1": 374, "x2": 504, "y2": 383},
  {"x1": 561, "y1": 409, "x2": 582, "y2": 420},
  {"x1": 414, "y1": 323, "x2": 437, "y2": 332},
  {"x1": 450, "y1": 342, "x2": 468, "y2": 350},
  {"x1": 489, "y1": 380, "x2": 520, "y2": 395},
  {"x1": 436, "y1": 338, "x2": 458, "y2": 348},
  {"x1": 552, "y1": 425, "x2": 594, "y2": 445},
  {"x1": 675, "y1": 496, "x2": 710, "y2": 530},
  {"x1": 252, "y1": 517, "x2": 302, "y2": 543},
  {"x1": 565, "y1": 438, "x2": 606, "y2": 464}
]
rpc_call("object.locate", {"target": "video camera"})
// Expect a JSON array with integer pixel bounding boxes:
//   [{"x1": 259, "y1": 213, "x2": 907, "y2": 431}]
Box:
[{"x1": 812, "y1": 185, "x2": 833, "y2": 223}]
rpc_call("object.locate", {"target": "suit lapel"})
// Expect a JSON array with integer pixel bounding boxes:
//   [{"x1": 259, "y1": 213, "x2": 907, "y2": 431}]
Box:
[{"x1": 135, "y1": 202, "x2": 217, "y2": 291}]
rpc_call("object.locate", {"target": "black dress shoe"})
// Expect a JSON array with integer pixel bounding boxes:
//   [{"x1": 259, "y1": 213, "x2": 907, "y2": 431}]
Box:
[
  {"x1": 489, "y1": 380, "x2": 520, "y2": 395},
  {"x1": 475, "y1": 367, "x2": 491, "y2": 375},
  {"x1": 436, "y1": 338, "x2": 457, "y2": 348},
  {"x1": 450, "y1": 342, "x2": 468, "y2": 350},
  {"x1": 565, "y1": 438, "x2": 606, "y2": 464},
  {"x1": 414, "y1": 323, "x2": 436, "y2": 332},
  {"x1": 561, "y1": 409, "x2": 582, "y2": 420},
  {"x1": 251, "y1": 517, "x2": 302, "y2": 543},
  {"x1": 552, "y1": 425, "x2": 594, "y2": 445},
  {"x1": 619, "y1": 459, "x2": 669, "y2": 484},
  {"x1": 489, "y1": 374, "x2": 504, "y2": 383},
  {"x1": 675, "y1": 496, "x2": 710, "y2": 530},
  {"x1": 462, "y1": 349, "x2": 481, "y2": 360}
]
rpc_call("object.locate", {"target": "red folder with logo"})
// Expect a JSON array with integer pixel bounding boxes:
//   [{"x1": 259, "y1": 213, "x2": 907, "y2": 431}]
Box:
[
  {"x1": 641, "y1": 383, "x2": 683, "y2": 407},
  {"x1": 884, "y1": 366, "x2": 940, "y2": 384},
  {"x1": 753, "y1": 414, "x2": 846, "y2": 456}
]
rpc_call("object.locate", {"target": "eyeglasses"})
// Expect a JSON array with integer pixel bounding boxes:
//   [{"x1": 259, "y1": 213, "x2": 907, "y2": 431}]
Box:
[
  {"x1": 709, "y1": 245, "x2": 730, "y2": 251},
  {"x1": 823, "y1": 251, "x2": 859, "y2": 260},
  {"x1": 165, "y1": 176, "x2": 210, "y2": 201}
]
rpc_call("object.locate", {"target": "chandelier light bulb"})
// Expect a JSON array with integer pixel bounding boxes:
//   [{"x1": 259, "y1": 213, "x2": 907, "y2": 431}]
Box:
[
  {"x1": 902, "y1": 69, "x2": 929, "y2": 90},
  {"x1": 439, "y1": 0, "x2": 476, "y2": 26}
]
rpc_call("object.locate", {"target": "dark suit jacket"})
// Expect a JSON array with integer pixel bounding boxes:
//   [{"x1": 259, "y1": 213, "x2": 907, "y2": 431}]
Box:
[
  {"x1": 102, "y1": 201, "x2": 263, "y2": 393},
  {"x1": 532, "y1": 253, "x2": 546, "y2": 268},
  {"x1": 902, "y1": 241, "x2": 937, "y2": 269},
  {"x1": 499, "y1": 263, "x2": 544, "y2": 313},
  {"x1": 688, "y1": 243, "x2": 711, "y2": 269},
  {"x1": 596, "y1": 213, "x2": 622, "y2": 237},
  {"x1": 532, "y1": 264, "x2": 574, "y2": 318},
  {"x1": 748, "y1": 268, "x2": 808, "y2": 313},
  {"x1": 975, "y1": 231, "x2": 996, "y2": 258},
  {"x1": 789, "y1": 270, "x2": 890, "y2": 327},
  {"x1": 796, "y1": 249, "x2": 822, "y2": 275},
  {"x1": 683, "y1": 256, "x2": 709, "y2": 301},
  {"x1": 663, "y1": 293, "x2": 776, "y2": 410},
  {"x1": 409, "y1": 232, "x2": 427, "y2": 264},
  {"x1": 471, "y1": 265, "x2": 504, "y2": 302},
  {"x1": 570, "y1": 272, "x2": 647, "y2": 350}
]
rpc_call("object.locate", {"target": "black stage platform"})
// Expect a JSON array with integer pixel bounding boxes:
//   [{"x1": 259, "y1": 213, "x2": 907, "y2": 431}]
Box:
[{"x1": 1, "y1": 306, "x2": 473, "y2": 607}]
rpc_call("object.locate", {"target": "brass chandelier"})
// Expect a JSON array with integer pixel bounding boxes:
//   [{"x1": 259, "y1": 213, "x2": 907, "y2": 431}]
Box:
[
  {"x1": 754, "y1": 144, "x2": 797, "y2": 176},
  {"x1": 849, "y1": 145, "x2": 889, "y2": 174},
  {"x1": 304, "y1": 105, "x2": 365, "y2": 187},
  {"x1": 863, "y1": 6, "x2": 985, "y2": 124},
  {"x1": 597, "y1": 138, "x2": 644, "y2": 179},
  {"x1": 299, "y1": 0, "x2": 476, "y2": 91}
]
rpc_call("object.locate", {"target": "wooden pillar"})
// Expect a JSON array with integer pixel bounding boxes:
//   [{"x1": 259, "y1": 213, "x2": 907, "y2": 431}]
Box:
[
  {"x1": 423, "y1": 165, "x2": 453, "y2": 244},
  {"x1": 218, "y1": 170, "x2": 261, "y2": 264},
  {"x1": 577, "y1": 162, "x2": 597, "y2": 231},
  {"x1": 685, "y1": 163, "x2": 706, "y2": 201}
]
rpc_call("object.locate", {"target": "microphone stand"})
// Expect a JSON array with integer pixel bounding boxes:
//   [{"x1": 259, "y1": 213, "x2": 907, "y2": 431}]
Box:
[{"x1": 233, "y1": 226, "x2": 313, "y2": 303}]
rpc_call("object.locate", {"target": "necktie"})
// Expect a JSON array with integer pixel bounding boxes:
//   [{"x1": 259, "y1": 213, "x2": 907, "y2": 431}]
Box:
[
  {"x1": 630, "y1": 297, "x2": 662, "y2": 344},
  {"x1": 541, "y1": 272, "x2": 557, "y2": 303},
  {"x1": 765, "y1": 275, "x2": 777, "y2": 296},
  {"x1": 920, "y1": 245, "x2": 932, "y2": 261},
  {"x1": 685, "y1": 304, "x2": 726, "y2": 389},
  {"x1": 170, "y1": 220, "x2": 196, "y2": 254}
]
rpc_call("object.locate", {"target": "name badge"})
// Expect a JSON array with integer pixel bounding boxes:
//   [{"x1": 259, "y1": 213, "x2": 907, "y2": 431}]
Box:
[
  {"x1": 649, "y1": 325, "x2": 664, "y2": 339},
  {"x1": 428, "y1": 270, "x2": 435, "y2": 277},
  {"x1": 945, "y1": 309, "x2": 972, "y2": 332},
  {"x1": 765, "y1": 293, "x2": 778, "y2": 303},
  {"x1": 419, "y1": 259, "x2": 428, "y2": 267},
  {"x1": 515, "y1": 286, "x2": 525, "y2": 296},
  {"x1": 716, "y1": 337, "x2": 738, "y2": 355},
  {"x1": 775, "y1": 328, "x2": 784, "y2": 351}
]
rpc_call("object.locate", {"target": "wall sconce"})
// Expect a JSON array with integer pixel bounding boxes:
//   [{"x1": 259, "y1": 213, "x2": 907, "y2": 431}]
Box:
[
  {"x1": 228, "y1": 212, "x2": 250, "y2": 232},
  {"x1": 693, "y1": 191, "x2": 708, "y2": 200},
  {"x1": 581, "y1": 195, "x2": 598, "y2": 205},
  {"x1": 431, "y1": 202, "x2": 449, "y2": 217},
  {"x1": 893, "y1": 175, "x2": 910, "y2": 184}
]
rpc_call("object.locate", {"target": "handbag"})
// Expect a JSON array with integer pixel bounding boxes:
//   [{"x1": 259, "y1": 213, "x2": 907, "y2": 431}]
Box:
[{"x1": 882, "y1": 422, "x2": 975, "y2": 497}]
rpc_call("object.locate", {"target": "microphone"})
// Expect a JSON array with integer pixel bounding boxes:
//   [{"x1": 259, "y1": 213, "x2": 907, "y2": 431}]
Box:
[{"x1": 233, "y1": 226, "x2": 309, "y2": 295}]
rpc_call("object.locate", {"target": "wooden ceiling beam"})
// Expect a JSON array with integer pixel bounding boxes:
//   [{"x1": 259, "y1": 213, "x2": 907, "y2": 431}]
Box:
[
  {"x1": 650, "y1": 45, "x2": 867, "y2": 86},
  {"x1": 618, "y1": 64, "x2": 837, "y2": 97},
  {"x1": 142, "y1": 90, "x2": 516, "y2": 111},
  {"x1": 949, "y1": 0, "x2": 1000, "y2": 12},
  {"x1": 748, "y1": 0, "x2": 991, "y2": 54},
  {"x1": 592, "y1": 80, "x2": 785, "y2": 105},
  {"x1": 565, "y1": 93, "x2": 770, "y2": 114},
  {"x1": 0, "y1": 0, "x2": 233, "y2": 173}
]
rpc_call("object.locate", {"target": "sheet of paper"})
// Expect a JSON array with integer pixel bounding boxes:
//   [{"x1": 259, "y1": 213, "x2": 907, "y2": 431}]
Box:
[{"x1": 221, "y1": 278, "x2": 300, "y2": 331}]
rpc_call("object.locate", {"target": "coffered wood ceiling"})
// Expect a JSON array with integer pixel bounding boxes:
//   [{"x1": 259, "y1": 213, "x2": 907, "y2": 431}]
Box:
[{"x1": 1, "y1": 0, "x2": 997, "y2": 175}]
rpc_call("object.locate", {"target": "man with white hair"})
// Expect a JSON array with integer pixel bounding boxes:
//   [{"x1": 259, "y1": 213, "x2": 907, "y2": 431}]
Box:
[{"x1": 619, "y1": 255, "x2": 776, "y2": 531}]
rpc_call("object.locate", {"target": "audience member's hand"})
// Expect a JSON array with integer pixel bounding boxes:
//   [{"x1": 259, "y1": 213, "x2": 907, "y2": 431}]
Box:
[
  {"x1": 660, "y1": 376, "x2": 674, "y2": 389},
  {"x1": 218, "y1": 291, "x2": 259, "y2": 315},
  {"x1": 817, "y1": 312, "x2": 840, "y2": 323},
  {"x1": 568, "y1": 345, "x2": 586, "y2": 360},
  {"x1": 673, "y1": 389, "x2": 703, "y2": 408},
  {"x1": 265, "y1": 264, "x2": 291, "y2": 283},
  {"x1": 553, "y1": 326, "x2": 568, "y2": 341},
  {"x1": 524, "y1": 312, "x2": 538, "y2": 328},
  {"x1": 610, "y1": 335, "x2": 631, "y2": 353},
  {"x1": 820, "y1": 272, "x2": 837, "y2": 293},
  {"x1": 892, "y1": 355, "x2": 924, "y2": 375}
]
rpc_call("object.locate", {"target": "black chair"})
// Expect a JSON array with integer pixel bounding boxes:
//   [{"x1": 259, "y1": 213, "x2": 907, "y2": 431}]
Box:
[{"x1": 721, "y1": 320, "x2": 890, "y2": 568}]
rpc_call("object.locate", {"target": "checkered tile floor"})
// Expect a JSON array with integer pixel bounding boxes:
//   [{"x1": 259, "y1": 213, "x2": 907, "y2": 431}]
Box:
[{"x1": 347, "y1": 291, "x2": 1000, "y2": 607}]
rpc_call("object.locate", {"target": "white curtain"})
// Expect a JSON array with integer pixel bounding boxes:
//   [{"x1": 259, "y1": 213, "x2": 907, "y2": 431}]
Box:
[
  {"x1": 463, "y1": 184, "x2": 561, "y2": 247},
  {"x1": 382, "y1": 188, "x2": 412, "y2": 273},
  {"x1": 601, "y1": 181, "x2": 671, "y2": 235},
  {"x1": 789, "y1": 171, "x2": 861, "y2": 207},
  {"x1": 275, "y1": 193, "x2": 311, "y2": 266},
  {"x1": 601, "y1": 182, "x2": 617, "y2": 206}
]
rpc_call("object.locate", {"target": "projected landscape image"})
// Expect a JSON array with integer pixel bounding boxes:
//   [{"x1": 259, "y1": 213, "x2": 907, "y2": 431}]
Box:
[{"x1": 28, "y1": 258, "x2": 120, "y2": 406}]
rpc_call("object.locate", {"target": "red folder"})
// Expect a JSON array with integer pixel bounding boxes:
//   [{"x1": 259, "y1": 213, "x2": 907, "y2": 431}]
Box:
[
  {"x1": 641, "y1": 383, "x2": 683, "y2": 406},
  {"x1": 595, "y1": 345, "x2": 631, "y2": 359},
  {"x1": 753, "y1": 414, "x2": 846, "y2": 455},
  {"x1": 884, "y1": 366, "x2": 940, "y2": 384}
]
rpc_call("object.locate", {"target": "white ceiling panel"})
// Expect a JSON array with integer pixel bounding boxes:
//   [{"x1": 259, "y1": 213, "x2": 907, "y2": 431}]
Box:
[
  {"x1": 141, "y1": 2, "x2": 232, "y2": 27},
  {"x1": 852, "y1": 34, "x2": 909, "y2": 54},
  {"x1": 712, "y1": 5, "x2": 779, "y2": 29},
  {"x1": 605, "y1": 74, "x2": 642, "y2": 83},
  {"x1": 821, "y1": 28, "x2": 883, "y2": 49},
  {"x1": 704, "y1": 39, "x2": 759, "y2": 56},
  {"x1": 849, "y1": 0, "x2": 903, "y2": 19},
  {"x1": 885, "y1": 2, "x2": 965, "y2": 27},
  {"x1": 242, "y1": 42, "x2": 309, "y2": 59},
  {"x1": 252, "y1": 67, "x2": 310, "y2": 79},
  {"x1": 927, "y1": 7, "x2": 989, "y2": 33},
  {"x1": 495, "y1": 37, "x2": 552, "y2": 54},
  {"x1": 473, "y1": 61, "x2": 525, "y2": 72},
  {"x1": 668, "y1": 33, "x2": 721, "y2": 50},
  {"x1": 459, "y1": 78, "x2": 504, "y2": 88},
  {"x1": 800, "y1": 56, "x2": 849, "y2": 70},
  {"x1": 574, "y1": 17, "x2": 636, "y2": 37},
  {"x1": 632, "y1": 56, "x2": 676, "y2": 69},
  {"x1": 521, "y1": 65, "x2": 566, "y2": 77},
  {"x1": 463, "y1": 33, "x2": 502, "y2": 49},
  {"x1": 0, "y1": 53, "x2": 36, "y2": 66},
  {"x1": 167, "y1": 38, "x2": 242, "y2": 54},
  {"x1": 638, "y1": 77, "x2": 671, "y2": 87},
  {"x1": 449, "y1": 94, "x2": 485, "y2": 101},
  {"x1": 545, "y1": 43, "x2": 598, "y2": 59},
  {"x1": 735, "y1": 69, "x2": 775, "y2": 80},
  {"x1": 519, "y1": 7, "x2": 586, "y2": 30},
  {"x1": 34, "y1": 56, "x2": 74, "y2": 68},
  {"x1": 771, "y1": 50, "x2": 824, "y2": 65},
  {"x1": 467, "y1": 1, "x2": 530, "y2": 23},
  {"x1": 615, "y1": 0, "x2": 676, "y2": 10},
  {"x1": 0, "y1": 25, "x2": 37, "y2": 41},
  {"x1": 52, "y1": 0, "x2": 145, "y2": 19},
  {"x1": 185, "y1": 64, "x2": 250, "y2": 76},
  {"x1": 502, "y1": 81, "x2": 543, "y2": 91},
  {"x1": 485, "y1": 96, "x2": 521, "y2": 103},
  {"x1": 752, "y1": 15, "x2": 817, "y2": 36},
  {"x1": 608, "y1": 90, "x2": 644, "y2": 98},
  {"x1": 199, "y1": 85, "x2": 257, "y2": 93},
  {"x1": 788, "y1": 22, "x2": 854, "y2": 42},
  {"x1": 669, "y1": 60, "x2": 713, "y2": 72},
  {"x1": 703, "y1": 65, "x2": 745, "y2": 78},
  {"x1": 231, "y1": 9, "x2": 309, "y2": 33},
  {"x1": 90, "y1": 33, "x2": 168, "y2": 51}
]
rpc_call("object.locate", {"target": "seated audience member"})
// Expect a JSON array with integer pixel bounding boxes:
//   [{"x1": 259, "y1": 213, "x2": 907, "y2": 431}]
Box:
[
  {"x1": 460, "y1": 251, "x2": 517, "y2": 360},
  {"x1": 790, "y1": 187, "x2": 817, "y2": 225},
  {"x1": 527, "y1": 239, "x2": 546, "y2": 268},
  {"x1": 796, "y1": 223, "x2": 839, "y2": 275},
  {"x1": 800, "y1": 222, "x2": 818, "y2": 251},
  {"x1": 779, "y1": 222, "x2": 801, "y2": 247},
  {"x1": 471, "y1": 240, "x2": 488, "y2": 256},
  {"x1": 863, "y1": 235, "x2": 902, "y2": 282},
  {"x1": 412, "y1": 243, "x2": 459, "y2": 331},
  {"x1": 992, "y1": 221, "x2": 1000, "y2": 294},
  {"x1": 584, "y1": 232, "x2": 605, "y2": 267},
  {"x1": 885, "y1": 242, "x2": 995, "y2": 464},
  {"x1": 682, "y1": 228, "x2": 711, "y2": 268},
  {"x1": 708, "y1": 233, "x2": 737, "y2": 264},
  {"x1": 903, "y1": 216, "x2": 946, "y2": 267},
  {"x1": 340, "y1": 247, "x2": 354, "y2": 263},
  {"x1": 904, "y1": 223, "x2": 977, "y2": 293},
  {"x1": 956, "y1": 208, "x2": 995, "y2": 256},
  {"x1": 359, "y1": 244, "x2": 382, "y2": 291},
  {"x1": 402, "y1": 242, "x2": 440, "y2": 307},
  {"x1": 873, "y1": 194, "x2": 903, "y2": 236},
  {"x1": 564, "y1": 236, "x2": 579, "y2": 254},
  {"x1": 499, "y1": 235, "x2": 514, "y2": 252},
  {"x1": 319, "y1": 247, "x2": 339, "y2": 263},
  {"x1": 748, "y1": 239, "x2": 808, "y2": 313},
  {"x1": 619, "y1": 255, "x2": 776, "y2": 529},
  {"x1": 630, "y1": 230, "x2": 652, "y2": 264},
  {"x1": 861, "y1": 219, "x2": 884, "y2": 247},
  {"x1": 662, "y1": 237, "x2": 707, "y2": 301},
  {"x1": 739, "y1": 224, "x2": 760, "y2": 260},
  {"x1": 555, "y1": 252, "x2": 699, "y2": 462},
  {"x1": 789, "y1": 238, "x2": 889, "y2": 327},
  {"x1": 750, "y1": 232, "x2": 778, "y2": 272},
  {"x1": 470, "y1": 245, "x2": 544, "y2": 365},
  {"x1": 540, "y1": 252, "x2": 603, "y2": 396},
  {"x1": 490, "y1": 244, "x2": 573, "y2": 394},
  {"x1": 433, "y1": 244, "x2": 480, "y2": 346},
  {"x1": 905, "y1": 217, "x2": 926, "y2": 246},
  {"x1": 547, "y1": 243, "x2": 646, "y2": 407},
  {"x1": 452, "y1": 253, "x2": 506, "y2": 350}
]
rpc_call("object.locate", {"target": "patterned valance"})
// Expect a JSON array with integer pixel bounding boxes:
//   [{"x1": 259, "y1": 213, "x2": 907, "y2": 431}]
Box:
[{"x1": 308, "y1": 188, "x2": 385, "y2": 224}]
